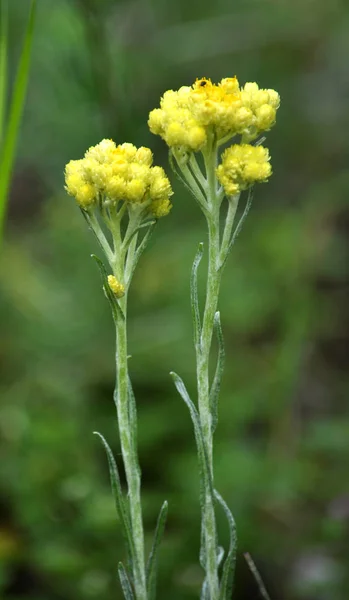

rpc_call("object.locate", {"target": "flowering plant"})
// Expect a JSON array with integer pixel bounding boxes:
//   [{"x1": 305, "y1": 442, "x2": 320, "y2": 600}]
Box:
[
  {"x1": 65, "y1": 75, "x2": 279, "y2": 600},
  {"x1": 65, "y1": 139, "x2": 173, "y2": 600},
  {"x1": 149, "y1": 76, "x2": 279, "y2": 600}
]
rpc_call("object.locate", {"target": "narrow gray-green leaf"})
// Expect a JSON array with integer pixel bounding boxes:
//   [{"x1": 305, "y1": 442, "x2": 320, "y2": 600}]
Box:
[
  {"x1": 118, "y1": 562, "x2": 135, "y2": 600},
  {"x1": 146, "y1": 500, "x2": 168, "y2": 600},
  {"x1": 200, "y1": 579, "x2": 209, "y2": 600},
  {"x1": 123, "y1": 219, "x2": 156, "y2": 250},
  {"x1": 93, "y1": 432, "x2": 135, "y2": 562},
  {"x1": 244, "y1": 553, "x2": 272, "y2": 600},
  {"x1": 209, "y1": 311, "x2": 225, "y2": 433},
  {"x1": 130, "y1": 221, "x2": 156, "y2": 280},
  {"x1": 170, "y1": 372, "x2": 213, "y2": 502},
  {"x1": 169, "y1": 149, "x2": 208, "y2": 212},
  {"x1": 0, "y1": 0, "x2": 36, "y2": 240},
  {"x1": 91, "y1": 254, "x2": 125, "y2": 322},
  {"x1": 220, "y1": 187, "x2": 254, "y2": 271},
  {"x1": 230, "y1": 187, "x2": 254, "y2": 247},
  {"x1": 191, "y1": 242, "x2": 204, "y2": 349},
  {"x1": 127, "y1": 376, "x2": 140, "y2": 477},
  {"x1": 215, "y1": 490, "x2": 237, "y2": 600}
]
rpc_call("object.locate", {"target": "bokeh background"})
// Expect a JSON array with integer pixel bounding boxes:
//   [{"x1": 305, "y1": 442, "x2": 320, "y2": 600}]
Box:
[{"x1": 1, "y1": 0, "x2": 349, "y2": 599}]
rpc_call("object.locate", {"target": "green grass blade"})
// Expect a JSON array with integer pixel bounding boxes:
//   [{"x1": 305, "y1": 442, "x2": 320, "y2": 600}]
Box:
[
  {"x1": 0, "y1": 0, "x2": 8, "y2": 145},
  {"x1": 0, "y1": 0, "x2": 36, "y2": 239}
]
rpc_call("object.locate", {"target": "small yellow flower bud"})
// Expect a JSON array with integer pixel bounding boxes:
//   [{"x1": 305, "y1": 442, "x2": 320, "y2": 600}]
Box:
[
  {"x1": 255, "y1": 104, "x2": 276, "y2": 131},
  {"x1": 150, "y1": 176, "x2": 172, "y2": 201},
  {"x1": 135, "y1": 146, "x2": 153, "y2": 166},
  {"x1": 126, "y1": 179, "x2": 147, "y2": 203},
  {"x1": 188, "y1": 126, "x2": 207, "y2": 151},
  {"x1": 119, "y1": 143, "x2": 137, "y2": 160},
  {"x1": 267, "y1": 89, "x2": 280, "y2": 108},
  {"x1": 148, "y1": 109, "x2": 164, "y2": 134},
  {"x1": 106, "y1": 175, "x2": 127, "y2": 201},
  {"x1": 234, "y1": 107, "x2": 254, "y2": 131},
  {"x1": 166, "y1": 122, "x2": 187, "y2": 146},
  {"x1": 219, "y1": 77, "x2": 239, "y2": 94},
  {"x1": 107, "y1": 275, "x2": 125, "y2": 298},
  {"x1": 65, "y1": 160, "x2": 97, "y2": 209},
  {"x1": 76, "y1": 183, "x2": 96, "y2": 207},
  {"x1": 150, "y1": 197, "x2": 172, "y2": 218}
]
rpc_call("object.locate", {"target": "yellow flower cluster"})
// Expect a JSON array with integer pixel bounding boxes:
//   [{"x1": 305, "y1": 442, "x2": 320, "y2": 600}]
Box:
[
  {"x1": 216, "y1": 144, "x2": 272, "y2": 196},
  {"x1": 148, "y1": 78, "x2": 280, "y2": 152},
  {"x1": 65, "y1": 139, "x2": 173, "y2": 217},
  {"x1": 107, "y1": 275, "x2": 125, "y2": 298}
]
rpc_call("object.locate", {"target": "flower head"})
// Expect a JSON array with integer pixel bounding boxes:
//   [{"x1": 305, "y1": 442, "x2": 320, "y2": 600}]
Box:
[
  {"x1": 107, "y1": 275, "x2": 125, "y2": 298},
  {"x1": 65, "y1": 139, "x2": 173, "y2": 217},
  {"x1": 216, "y1": 144, "x2": 272, "y2": 196},
  {"x1": 148, "y1": 78, "x2": 280, "y2": 152}
]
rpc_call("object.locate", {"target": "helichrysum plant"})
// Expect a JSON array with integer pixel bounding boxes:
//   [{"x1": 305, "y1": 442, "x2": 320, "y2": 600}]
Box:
[
  {"x1": 64, "y1": 139, "x2": 173, "y2": 600},
  {"x1": 149, "y1": 76, "x2": 280, "y2": 600}
]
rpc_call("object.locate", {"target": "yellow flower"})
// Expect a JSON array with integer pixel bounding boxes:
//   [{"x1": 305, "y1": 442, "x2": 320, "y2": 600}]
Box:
[
  {"x1": 64, "y1": 139, "x2": 173, "y2": 217},
  {"x1": 65, "y1": 160, "x2": 97, "y2": 209},
  {"x1": 107, "y1": 275, "x2": 125, "y2": 298},
  {"x1": 216, "y1": 144, "x2": 272, "y2": 196},
  {"x1": 148, "y1": 77, "x2": 280, "y2": 150}
]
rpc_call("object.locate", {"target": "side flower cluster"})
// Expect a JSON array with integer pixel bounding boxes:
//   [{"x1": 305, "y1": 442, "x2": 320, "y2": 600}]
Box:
[
  {"x1": 216, "y1": 144, "x2": 272, "y2": 196},
  {"x1": 65, "y1": 139, "x2": 173, "y2": 218},
  {"x1": 148, "y1": 77, "x2": 280, "y2": 151}
]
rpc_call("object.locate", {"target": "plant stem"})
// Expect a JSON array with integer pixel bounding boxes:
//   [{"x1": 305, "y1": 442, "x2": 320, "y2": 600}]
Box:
[
  {"x1": 114, "y1": 293, "x2": 147, "y2": 600},
  {"x1": 195, "y1": 142, "x2": 222, "y2": 599}
]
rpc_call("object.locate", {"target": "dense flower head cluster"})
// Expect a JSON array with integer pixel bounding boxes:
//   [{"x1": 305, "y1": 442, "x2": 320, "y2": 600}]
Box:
[
  {"x1": 148, "y1": 77, "x2": 280, "y2": 152},
  {"x1": 65, "y1": 139, "x2": 173, "y2": 218},
  {"x1": 216, "y1": 144, "x2": 272, "y2": 196}
]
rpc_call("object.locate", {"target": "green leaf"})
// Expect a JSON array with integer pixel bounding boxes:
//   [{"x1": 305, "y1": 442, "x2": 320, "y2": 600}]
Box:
[
  {"x1": 118, "y1": 562, "x2": 135, "y2": 600},
  {"x1": 209, "y1": 312, "x2": 225, "y2": 433},
  {"x1": 214, "y1": 490, "x2": 237, "y2": 600},
  {"x1": 169, "y1": 149, "x2": 190, "y2": 192},
  {"x1": 170, "y1": 372, "x2": 213, "y2": 509},
  {"x1": 0, "y1": 0, "x2": 8, "y2": 145},
  {"x1": 244, "y1": 553, "x2": 272, "y2": 600},
  {"x1": 191, "y1": 243, "x2": 204, "y2": 349},
  {"x1": 127, "y1": 376, "x2": 140, "y2": 478},
  {"x1": 93, "y1": 432, "x2": 135, "y2": 564},
  {"x1": 230, "y1": 187, "x2": 254, "y2": 247},
  {"x1": 146, "y1": 500, "x2": 168, "y2": 600},
  {"x1": 91, "y1": 254, "x2": 125, "y2": 322},
  {"x1": 130, "y1": 220, "x2": 156, "y2": 280},
  {"x1": 0, "y1": 0, "x2": 36, "y2": 240},
  {"x1": 200, "y1": 579, "x2": 209, "y2": 600},
  {"x1": 169, "y1": 149, "x2": 207, "y2": 212}
]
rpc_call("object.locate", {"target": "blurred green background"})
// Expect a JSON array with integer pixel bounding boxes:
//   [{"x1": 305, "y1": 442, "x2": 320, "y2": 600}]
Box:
[{"x1": 1, "y1": 0, "x2": 349, "y2": 599}]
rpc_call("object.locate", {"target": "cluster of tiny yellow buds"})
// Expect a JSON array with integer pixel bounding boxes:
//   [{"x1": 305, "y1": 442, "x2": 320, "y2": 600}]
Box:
[
  {"x1": 107, "y1": 275, "x2": 125, "y2": 298},
  {"x1": 216, "y1": 144, "x2": 272, "y2": 196},
  {"x1": 64, "y1": 139, "x2": 173, "y2": 217},
  {"x1": 148, "y1": 77, "x2": 280, "y2": 152}
]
